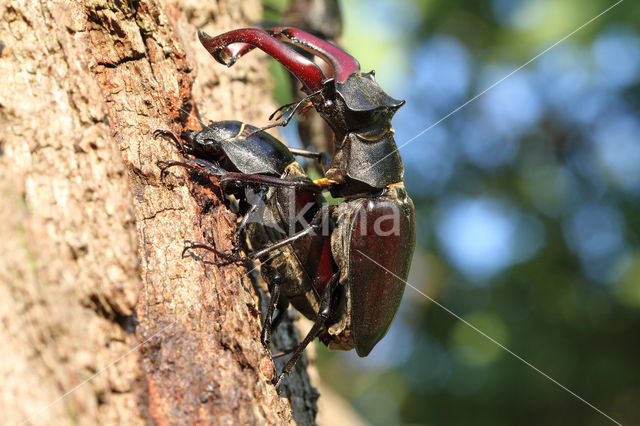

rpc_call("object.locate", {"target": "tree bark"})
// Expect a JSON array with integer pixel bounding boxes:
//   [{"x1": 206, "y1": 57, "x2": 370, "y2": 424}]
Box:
[{"x1": 0, "y1": 1, "x2": 317, "y2": 424}]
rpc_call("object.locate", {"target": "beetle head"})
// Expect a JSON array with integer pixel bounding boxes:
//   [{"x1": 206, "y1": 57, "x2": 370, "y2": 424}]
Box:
[{"x1": 318, "y1": 72, "x2": 405, "y2": 136}]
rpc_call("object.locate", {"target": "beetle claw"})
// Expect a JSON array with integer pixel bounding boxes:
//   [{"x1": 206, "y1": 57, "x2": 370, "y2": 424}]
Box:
[
  {"x1": 272, "y1": 372, "x2": 287, "y2": 389},
  {"x1": 181, "y1": 240, "x2": 248, "y2": 265},
  {"x1": 181, "y1": 240, "x2": 195, "y2": 258},
  {"x1": 157, "y1": 160, "x2": 192, "y2": 183},
  {"x1": 154, "y1": 129, "x2": 192, "y2": 157},
  {"x1": 157, "y1": 160, "x2": 173, "y2": 182},
  {"x1": 154, "y1": 129, "x2": 181, "y2": 149},
  {"x1": 218, "y1": 249, "x2": 249, "y2": 264}
]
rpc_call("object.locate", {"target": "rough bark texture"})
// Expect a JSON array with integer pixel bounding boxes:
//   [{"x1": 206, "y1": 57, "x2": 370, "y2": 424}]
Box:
[{"x1": 0, "y1": 1, "x2": 317, "y2": 424}]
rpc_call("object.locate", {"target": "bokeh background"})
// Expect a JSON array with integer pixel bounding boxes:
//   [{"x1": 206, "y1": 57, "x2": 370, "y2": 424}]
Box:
[{"x1": 265, "y1": 0, "x2": 640, "y2": 424}]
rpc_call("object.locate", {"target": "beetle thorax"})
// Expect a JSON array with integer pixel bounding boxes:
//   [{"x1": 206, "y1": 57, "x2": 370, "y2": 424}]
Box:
[{"x1": 314, "y1": 73, "x2": 407, "y2": 193}]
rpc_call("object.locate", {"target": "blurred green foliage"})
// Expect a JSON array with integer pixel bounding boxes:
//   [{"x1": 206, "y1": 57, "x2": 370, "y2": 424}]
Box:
[{"x1": 263, "y1": 0, "x2": 639, "y2": 424}]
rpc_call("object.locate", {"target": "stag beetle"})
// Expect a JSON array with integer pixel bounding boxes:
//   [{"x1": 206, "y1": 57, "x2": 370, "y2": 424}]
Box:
[{"x1": 156, "y1": 27, "x2": 415, "y2": 387}]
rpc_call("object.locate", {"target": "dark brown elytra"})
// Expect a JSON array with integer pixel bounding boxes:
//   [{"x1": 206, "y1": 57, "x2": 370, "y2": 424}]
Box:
[{"x1": 156, "y1": 27, "x2": 416, "y2": 388}]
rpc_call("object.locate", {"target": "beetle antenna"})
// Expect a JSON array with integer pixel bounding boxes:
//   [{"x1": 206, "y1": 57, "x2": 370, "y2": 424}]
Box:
[{"x1": 241, "y1": 88, "x2": 322, "y2": 139}]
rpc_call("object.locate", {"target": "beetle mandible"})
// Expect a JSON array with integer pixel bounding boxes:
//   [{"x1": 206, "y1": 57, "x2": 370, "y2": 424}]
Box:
[{"x1": 156, "y1": 27, "x2": 415, "y2": 387}]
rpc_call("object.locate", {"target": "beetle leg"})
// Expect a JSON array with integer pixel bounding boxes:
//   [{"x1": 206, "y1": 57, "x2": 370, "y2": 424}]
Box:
[
  {"x1": 236, "y1": 186, "x2": 268, "y2": 244},
  {"x1": 270, "y1": 296, "x2": 289, "y2": 333},
  {"x1": 289, "y1": 148, "x2": 332, "y2": 171},
  {"x1": 157, "y1": 158, "x2": 228, "y2": 183},
  {"x1": 198, "y1": 29, "x2": 326, "y2": 93},
  {"x1": 273, "y1": 272, "x2": 340, "y2": 388},
  {"x1": 244, "y1": 212, "x2": 326, "y2": 261},
  {"x1": 259, "y1": 263, "x2": 281, "y2": 364},
  {"x1": 181, "y1": 241, "x2": 241, "y2": 264},
  {"x1": 157, "y1": 159, "x2": 329, "y2": 192},
  {"x1": 181, "y1": 212, "x2": 326, "y2": 266},
  {"x1": 153, "y1": 129, "x2": 193, "y2": 156},
  {"x1": 153, "y1": 129, "x2": 180, "y2": 150},
  {"x1": 272, "y1": 347, "x2": 295, "y2": 359},
  {"x1": 218, "y1": 174, "x2": 329, "y2": 192}
]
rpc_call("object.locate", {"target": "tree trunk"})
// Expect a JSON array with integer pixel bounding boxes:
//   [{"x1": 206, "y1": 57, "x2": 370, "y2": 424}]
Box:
[{"x1": 0, "y1": 1, "x2": 317, "y2": 424}]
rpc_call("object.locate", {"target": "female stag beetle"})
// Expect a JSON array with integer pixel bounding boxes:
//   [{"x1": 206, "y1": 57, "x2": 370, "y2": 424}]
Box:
[{"x1": 156, "y1": 27, "x2": 415, "y2": 387}]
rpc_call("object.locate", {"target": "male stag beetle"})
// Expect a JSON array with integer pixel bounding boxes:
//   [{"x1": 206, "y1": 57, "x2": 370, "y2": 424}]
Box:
[{"x1": 156, "y1": 27, "x2": 415, "y2": 387}]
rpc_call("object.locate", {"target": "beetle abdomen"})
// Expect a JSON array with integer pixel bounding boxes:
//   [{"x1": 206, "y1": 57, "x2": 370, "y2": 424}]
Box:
[{"x1": 333, "y1": 184, "x2": 415, "y2": 356}]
